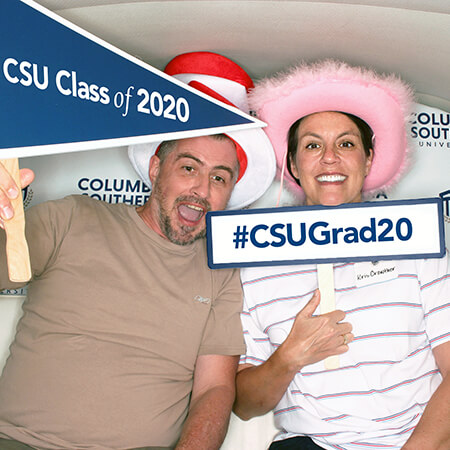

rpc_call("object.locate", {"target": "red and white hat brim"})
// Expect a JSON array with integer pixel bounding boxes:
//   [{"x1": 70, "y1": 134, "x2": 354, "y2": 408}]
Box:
[{"x1": 128, "y1": 124, "x2": 275, "y2": 210}]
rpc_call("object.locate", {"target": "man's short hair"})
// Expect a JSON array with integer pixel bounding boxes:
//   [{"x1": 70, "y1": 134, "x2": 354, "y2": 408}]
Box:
[{"x1": 157, "y1": 134, "x2": 239, "y2": 173}]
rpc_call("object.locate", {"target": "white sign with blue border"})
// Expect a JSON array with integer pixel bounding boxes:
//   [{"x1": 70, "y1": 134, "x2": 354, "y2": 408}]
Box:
[
  {"x1": 0, "y1": 0, "x2": 264, "y2": 158},
  {"x1": 207, "y1": 198, "x2": 445, "y2": 268}
]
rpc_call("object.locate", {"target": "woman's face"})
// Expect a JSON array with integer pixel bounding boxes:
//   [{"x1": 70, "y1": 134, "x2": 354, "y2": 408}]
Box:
[{"x1": 290, "y1": 111, "x2": 373, "y2": 206}]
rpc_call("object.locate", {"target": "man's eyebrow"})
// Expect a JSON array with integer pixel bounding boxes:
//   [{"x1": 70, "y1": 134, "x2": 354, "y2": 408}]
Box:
[
  {"x1": 175, "y1": 152, "x2": 203, "y2": 165},
  {"x1": 175, "y1": 153, "x2": 236, "y2": 178},
  {"x1": 214, "y1": 165, "x2": 235, "y2": 179}
]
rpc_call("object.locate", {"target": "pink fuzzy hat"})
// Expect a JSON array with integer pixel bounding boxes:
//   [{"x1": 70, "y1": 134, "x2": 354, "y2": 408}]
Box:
[{"x1": 249, "y1": 60, "x2": 414, "y2": 197}]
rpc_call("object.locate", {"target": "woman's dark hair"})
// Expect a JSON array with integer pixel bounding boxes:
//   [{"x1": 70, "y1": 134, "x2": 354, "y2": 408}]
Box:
[{"x1": 286, "y1": 112, "x2": 374, "y2": 185}]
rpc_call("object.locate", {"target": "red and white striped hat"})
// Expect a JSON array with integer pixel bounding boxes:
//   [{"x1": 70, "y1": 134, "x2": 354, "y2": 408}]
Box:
[{"x1": 128, "y1": 51, "x2": 276, "y2": 209}]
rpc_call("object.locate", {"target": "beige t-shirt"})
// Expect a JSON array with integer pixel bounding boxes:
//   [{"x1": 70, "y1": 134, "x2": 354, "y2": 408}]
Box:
[{"x1": 0, "y1": 195, "x2": 244, "y2": 449}]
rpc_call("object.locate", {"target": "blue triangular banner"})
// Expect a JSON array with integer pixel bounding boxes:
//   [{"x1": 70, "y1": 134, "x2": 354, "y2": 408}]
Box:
[{"x1": 0, "y1": 0, "x2": 263, "y2": 158}]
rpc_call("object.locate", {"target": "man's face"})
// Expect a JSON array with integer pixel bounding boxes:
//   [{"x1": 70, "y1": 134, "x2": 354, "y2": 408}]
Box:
[{"x1": 148, "y1": 136, "x2": 239, "y2": 245}]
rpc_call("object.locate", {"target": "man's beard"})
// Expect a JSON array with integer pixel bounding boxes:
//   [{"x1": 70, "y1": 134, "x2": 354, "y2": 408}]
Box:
[{"x1": 153, "y1": 182, "x2": 211, "y2": 246}]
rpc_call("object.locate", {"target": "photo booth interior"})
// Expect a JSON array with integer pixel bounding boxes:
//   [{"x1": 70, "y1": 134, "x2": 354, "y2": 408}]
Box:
[{"x1": 1, "y1": 1, "x2": 449, "y2": 449}]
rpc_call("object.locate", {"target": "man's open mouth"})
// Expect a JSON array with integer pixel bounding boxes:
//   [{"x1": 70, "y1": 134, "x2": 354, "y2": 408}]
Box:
[{"x1": 177, "y1": 203, "x2": 205, "y2": 223}]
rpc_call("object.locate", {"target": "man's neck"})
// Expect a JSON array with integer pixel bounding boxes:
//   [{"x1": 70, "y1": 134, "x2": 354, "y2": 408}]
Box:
[{"x1": 136, "y1": 200, "x2": 167, "y2": 241}]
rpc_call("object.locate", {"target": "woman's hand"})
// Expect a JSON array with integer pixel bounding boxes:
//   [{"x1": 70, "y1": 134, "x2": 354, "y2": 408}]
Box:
[
  {"x1": 234, "y1": 290, "x2": 353, "y2": 420},
  {"x1": 278, "y1": 289, "x2": 353, "y2": 372}
]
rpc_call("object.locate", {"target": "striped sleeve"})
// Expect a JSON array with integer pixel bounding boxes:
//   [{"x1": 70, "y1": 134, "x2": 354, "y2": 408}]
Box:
[
  {"x1": 419, "y1": 251, "x2": 450, "y2": 349},
  {"x1": 239, "y1": 273, "x2": 273, "y2": 366}
]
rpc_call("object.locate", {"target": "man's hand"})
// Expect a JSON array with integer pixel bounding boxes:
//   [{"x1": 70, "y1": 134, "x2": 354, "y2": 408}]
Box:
[{"x1": 0, "y1": 162, "x2": 34, "y2": 225}]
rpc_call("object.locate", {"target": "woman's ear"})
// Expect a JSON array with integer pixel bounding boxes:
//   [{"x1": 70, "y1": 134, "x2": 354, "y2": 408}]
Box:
[
  {"x1": 288, "y1": 153, "x2": 300, "y2": 180},
  {"x1": 365, "y1": 148, "x2": 374, "y2": 177}
]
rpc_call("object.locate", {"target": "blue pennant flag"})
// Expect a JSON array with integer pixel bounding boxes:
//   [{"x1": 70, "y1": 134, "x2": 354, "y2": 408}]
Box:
[{"x1": 0, "y1": 0, "x2": 264, "y2": 158}]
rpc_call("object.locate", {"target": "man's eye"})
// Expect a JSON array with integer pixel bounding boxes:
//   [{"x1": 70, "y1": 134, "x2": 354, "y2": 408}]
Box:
[
  {"x1": 212, "y1": 175, "x2": 225, "y2": 183},
  {"x1": 182, "y1": 166, "x2": 195, "y2": 172}
]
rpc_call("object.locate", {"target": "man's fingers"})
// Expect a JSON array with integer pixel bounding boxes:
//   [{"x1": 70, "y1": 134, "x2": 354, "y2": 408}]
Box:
[
  {"x1": 0, "y1": 162, "x2": 19, "y2": 221},
  {"x1": 0, "y1": 166, "x2": 34, "y2": 223},
  {"x1": 19, "y1": 168, "x2": 35, "y2": 189},
  {"x1": 0, "y1": 190, "x2": 14, "y2": 221},
  {"x1": 0, "y1": 181, "x2": 19, "y2": 200},
  {"x1": 0, "y1": 165, "x2": 34, "y2": 195},
  {"x1": 0, "y1": 162, "x2": 18, "y2": 196}
]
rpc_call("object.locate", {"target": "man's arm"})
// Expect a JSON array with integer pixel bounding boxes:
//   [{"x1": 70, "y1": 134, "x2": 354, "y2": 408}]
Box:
[
  {"x1": 175, "y1": 354, "x2": 238, "y2": 450},
  {"x1": 234, "y1": 290, "x2": 352, "y2": 420},
  {"x1": 402, "y1": 341, "x2": 450, "y2": 450}
]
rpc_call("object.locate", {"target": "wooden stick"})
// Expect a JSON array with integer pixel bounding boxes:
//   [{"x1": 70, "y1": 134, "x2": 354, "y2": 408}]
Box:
[
  {"x1": 317, "y1": 263, "x2": 339, "y2": 370},
  {"x1": 1, "y1": 158, "x2": 32, "y2": 282}
]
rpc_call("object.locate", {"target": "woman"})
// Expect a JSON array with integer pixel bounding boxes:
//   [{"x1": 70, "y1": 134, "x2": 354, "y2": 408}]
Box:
[{"x1": 234, "y1": 61, "x2": 450, "y2": 450}]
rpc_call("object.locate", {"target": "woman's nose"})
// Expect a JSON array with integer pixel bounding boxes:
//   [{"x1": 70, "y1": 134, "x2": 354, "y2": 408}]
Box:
[{"x1": 321, "y1": 144, "x2": 339, "y2": 164}]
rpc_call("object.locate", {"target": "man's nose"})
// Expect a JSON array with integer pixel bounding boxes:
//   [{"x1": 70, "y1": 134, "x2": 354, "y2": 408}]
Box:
[{"x1": 190, "y1": 174, "x2": 210, "y2": 198}]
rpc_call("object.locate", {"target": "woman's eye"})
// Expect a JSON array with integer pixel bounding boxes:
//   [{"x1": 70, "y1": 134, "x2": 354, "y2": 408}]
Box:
[
  {"x1": 306, "y1": 142, "x2": 320, "y2": 150},
  {"x1": 340, "y1": 141, "x2": 354, "y2": 148}
]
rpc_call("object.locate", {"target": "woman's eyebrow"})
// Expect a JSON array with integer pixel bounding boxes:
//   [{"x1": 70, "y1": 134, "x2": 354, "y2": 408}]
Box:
[{"x1": 299, "y1": 130, "x2": 359, "y2": 139}]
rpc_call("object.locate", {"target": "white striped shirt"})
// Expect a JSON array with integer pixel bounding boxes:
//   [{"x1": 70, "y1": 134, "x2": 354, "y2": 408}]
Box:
[{"x1": 240, "y1": 254, "x2": 450, "y2": 449}]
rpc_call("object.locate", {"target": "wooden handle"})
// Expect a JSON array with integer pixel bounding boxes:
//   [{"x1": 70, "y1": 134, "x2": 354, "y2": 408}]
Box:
[
  {"x1": 1, "y1": 158, "x2": 31, "y2": 282},
  {"x1": 317, "y1": 263, "x2": 339, "y2": 370}
]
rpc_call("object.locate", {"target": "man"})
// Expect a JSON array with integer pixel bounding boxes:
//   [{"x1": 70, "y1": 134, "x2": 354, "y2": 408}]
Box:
[{"x1": 0, "y1": 52, "x2": 276, "y2": 449}]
